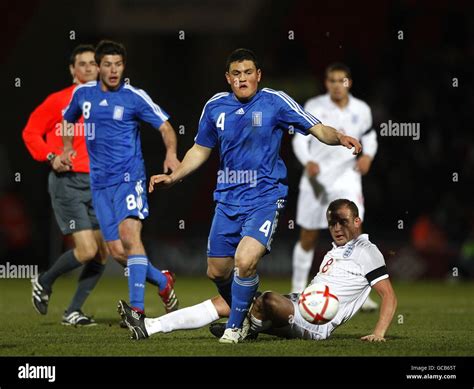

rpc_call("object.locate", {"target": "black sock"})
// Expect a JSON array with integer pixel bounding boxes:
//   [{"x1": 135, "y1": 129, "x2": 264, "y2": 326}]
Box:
[
  {"x1": 40, "y1": 249, "x2": 82, "y2": 291},
  {"x1": 66, "y1": 260, "x2": 105, "y2": 314},
  {"x1": 213, "y1": 275, "x2": 233, "y2": 307}
]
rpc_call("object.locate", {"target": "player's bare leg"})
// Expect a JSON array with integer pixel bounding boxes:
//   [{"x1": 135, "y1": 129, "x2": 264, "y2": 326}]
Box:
[
  {"x1": 291, "y1": 228, "x2": 318, "y2": 293},
  {"x1": 234, "y1": 236, "x2": 265, "y2": 278},
  {"x1": 106, "y1": 239, "x2": 127, "y2": 264},
  {"x1": 248, "y1": 291, "x2": 295, "y2": 338},
  {"x1": 93, "y1": 230, "x2": 109, "y2": 265},
  {"x1": 71, "y1": 229, "x2": 100, "y2": 263},
  {"x1": 220, "y1": 236, "x2": 265, "y2": 343}
]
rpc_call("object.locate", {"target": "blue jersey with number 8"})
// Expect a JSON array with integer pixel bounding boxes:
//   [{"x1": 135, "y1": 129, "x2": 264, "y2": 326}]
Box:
[{"x1": 63, "y1": 81, "x2": 169, "y2": 190}]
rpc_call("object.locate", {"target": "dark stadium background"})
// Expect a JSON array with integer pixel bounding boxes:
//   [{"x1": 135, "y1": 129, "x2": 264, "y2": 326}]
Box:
[{"x1": 1, "y1": 0, "x2": 472, "y2": 280}]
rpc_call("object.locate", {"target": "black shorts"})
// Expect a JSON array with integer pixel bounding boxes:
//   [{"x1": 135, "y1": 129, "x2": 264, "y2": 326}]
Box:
[{"x1": 48, "y1": 171, "x2": 100, "y2": 235}]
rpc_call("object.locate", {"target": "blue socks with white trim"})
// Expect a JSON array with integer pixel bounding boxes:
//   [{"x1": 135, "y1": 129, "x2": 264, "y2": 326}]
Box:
[
  {"x1": 127, "y1": 255, "x2": 148, "y2": 312},
  {"x1": 146, "y1": 261, "x2": 168, "y2": 291},
  {"x1": 226, "y1": 272, "x2": 259, "y2": 329}
]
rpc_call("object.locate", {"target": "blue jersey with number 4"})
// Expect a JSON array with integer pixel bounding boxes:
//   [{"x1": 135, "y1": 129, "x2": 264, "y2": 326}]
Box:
[
  {"x1": 63, "y1": 81, "x2": 169, "y2": 189},
  {"x1": 195, "y1": 88, "x2": 320, "y2": 205}
]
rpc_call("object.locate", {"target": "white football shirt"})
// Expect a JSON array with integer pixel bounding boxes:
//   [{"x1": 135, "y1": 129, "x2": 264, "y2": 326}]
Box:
[
  {"x1": 293, "y1": 93, "x2": 377, "y2": 192},
  {"x1": 297, "y1": 234, "x2": 388, "y2": 336}
]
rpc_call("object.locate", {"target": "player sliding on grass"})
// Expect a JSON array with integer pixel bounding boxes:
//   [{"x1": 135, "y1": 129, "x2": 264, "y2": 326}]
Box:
[
  {"x1": 62, "y1": 40, "x2": 180, "y2": 316},
  {"x1": 142, "y1": 48, "x2": 362, "y2": 343},
  {"x1": 119, "y1": 199, "x2": 397, "y2": 342}
]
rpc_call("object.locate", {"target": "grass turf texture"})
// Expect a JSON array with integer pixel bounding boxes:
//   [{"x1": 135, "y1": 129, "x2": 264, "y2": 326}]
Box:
[{"x1": 1, "y1": 277, "x2": 473, "y2": 356}]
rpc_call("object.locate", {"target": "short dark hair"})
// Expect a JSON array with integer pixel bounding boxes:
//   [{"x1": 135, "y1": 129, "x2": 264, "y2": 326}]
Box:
[
  {"x1": 95, "y1": 40, "x2": 127, "y2": 65},
  {"x1": 226, "y1": 48, "x2": 260, "y2": 71},
  {"x1": 327, "y1": 199, "x2": 359, "y2": 218},
  {"x1": 69, "y1": 44, "x2": 95, "y2": 66},
  {"x1": 325, "y1": 62, "x2": 352, "y2": 80}
]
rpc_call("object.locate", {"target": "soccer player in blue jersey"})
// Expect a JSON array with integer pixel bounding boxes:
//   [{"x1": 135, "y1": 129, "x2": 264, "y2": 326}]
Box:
[
  {"x1": 61, "y1": 40, "x2": 180, "y2": 315},
  {"x1": 148, "y1": 48, "x2": 362, "y2": 343}
]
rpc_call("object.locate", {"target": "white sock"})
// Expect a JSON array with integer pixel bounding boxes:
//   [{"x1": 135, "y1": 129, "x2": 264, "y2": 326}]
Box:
[
  {"x1": 249, "y1": 314, "x2": 271, "y2": 333},
  {"x1": 291, "y1": 242, "x2": 314, "y2": 293},
  {"x1": 144, "y1": 299, "x2": 219, "y2": 335}
]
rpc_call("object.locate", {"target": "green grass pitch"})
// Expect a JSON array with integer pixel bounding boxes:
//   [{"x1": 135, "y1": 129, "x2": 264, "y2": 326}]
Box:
[{"x1": 1, "y1": 277, "x2": 473, "y2": 356}]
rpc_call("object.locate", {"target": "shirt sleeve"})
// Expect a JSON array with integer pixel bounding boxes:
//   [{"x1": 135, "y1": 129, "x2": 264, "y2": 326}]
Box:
[
  {"x1": 133, "y1": 89, "x2": 169, "y2": 129},
  {"x1": 273, "y1": 90, "x2": 321, "y2": 135},
  {"x1": 360, "y1": 244, "x2": 389, "y2": 286},
  {"x1": 63, "y1": 87, "x2": 83, "y2": 123},
  {"x1": 292, "y1": 132, "x2": 313, "y2": 166},
  {"x1": 22, "y1": 94, "x2": 62, "y2": 161},
  {"x1": 194, "y1": 104, "x2": 217, "y2": 148},
  {"x1": 360, "y1": 105, "x2": 378, "y2": 158}
]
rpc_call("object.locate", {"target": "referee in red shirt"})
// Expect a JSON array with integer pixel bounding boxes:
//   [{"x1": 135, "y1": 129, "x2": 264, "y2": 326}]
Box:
[{"x1": 23, "y1": 45, "x2": 124, "y2": 326}]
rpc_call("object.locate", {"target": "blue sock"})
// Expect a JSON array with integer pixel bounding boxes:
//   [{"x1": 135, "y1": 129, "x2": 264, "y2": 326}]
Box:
[
  {"x1": 213, "y1": 276, "x2": 233, "y2": 308},
  {"x1": 146, "y1": 262, "x2": 168, "y2": 291},
  {"x1": 226, "y1": 273, "x2": 259, "y2": 329},
  {"x1": 127, "y1": 255, "x2": 148, "y2": 312}
]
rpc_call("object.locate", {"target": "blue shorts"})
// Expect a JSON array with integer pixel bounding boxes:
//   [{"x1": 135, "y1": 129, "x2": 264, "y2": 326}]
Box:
[
  {"x1": 91, "y1": 180, "x2": 149, "y2": 241},
  {"x1": 207, "y1": 199, "x2": 286, "y2": 258}
]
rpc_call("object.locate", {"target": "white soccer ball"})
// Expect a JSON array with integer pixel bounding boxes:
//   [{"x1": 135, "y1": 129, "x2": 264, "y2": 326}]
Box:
[{"x1": 298, "y1": 283, "x2": 339, "y2": 324}]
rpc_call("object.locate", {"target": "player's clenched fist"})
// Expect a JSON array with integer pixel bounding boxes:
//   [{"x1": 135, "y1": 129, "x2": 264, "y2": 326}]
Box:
[{"x1": 149, "y1": 174, "x2": 176, "y2": 192}]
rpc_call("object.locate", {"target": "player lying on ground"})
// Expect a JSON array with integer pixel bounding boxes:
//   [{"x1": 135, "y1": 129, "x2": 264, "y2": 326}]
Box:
[
  {"x1": 118, "y1": 199, "x2": 397, "y2": 342},
  {"x1": 61, "y1": 40, "x2": 180, "y2": 316},
  {"x1": 146, "y1": 48, "x2": 362, "y2": 343}
]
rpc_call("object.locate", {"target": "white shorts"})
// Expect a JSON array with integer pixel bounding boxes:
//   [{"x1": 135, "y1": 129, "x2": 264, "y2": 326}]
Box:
[
  {"x1": 296, "y1": 187, "x2": 365, "y2": 230},
  {"x1": 282, "y1": 294, "x2": 333, "y2": 340}
]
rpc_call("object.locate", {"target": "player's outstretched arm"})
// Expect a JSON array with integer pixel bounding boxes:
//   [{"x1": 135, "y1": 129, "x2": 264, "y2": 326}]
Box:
[
  {"x1": 308, "y1": 123, "x2": 362, "y2": 155},
  {"x1": 149, "y1": 143, "x2": 212, "y2": 192},
  {"x1": 158, "y1": 121, "x2": 180, "y2": 173},
  {"x1": 361, "y1": 279, "x2": 397, "y2": 342}
]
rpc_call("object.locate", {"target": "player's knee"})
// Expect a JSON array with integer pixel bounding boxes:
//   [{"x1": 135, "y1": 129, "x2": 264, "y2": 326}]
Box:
[
  {"x1": 119, "y1": 228, "x2": 140, "y2": 251},
  {"x1": 234, "y1": 255, "x2": 257, "y2": 277},
  {"x1": 252, "y1": 293, "x2": 265, "y2": 314},
  {"x1": 206, "y1": 266, "x2": 229, "y2": 281},
  {"x1": 74, "y1": 243, "x2": 98, "y2": 262},
  {"x1": 108, "y1": 244, "x2": 126, "y2": 264},
  {"x1": 261, "y1": 291, "x2": 279, "y2": 314}
]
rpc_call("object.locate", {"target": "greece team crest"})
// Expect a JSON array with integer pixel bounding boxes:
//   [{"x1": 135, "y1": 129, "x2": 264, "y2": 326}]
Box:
[
  {"x1": 113, "y1": 105, "x2": 124, "y2": 120},
  {"x1": 252, "y1": 111, "x2": 262, "y2": 127}
]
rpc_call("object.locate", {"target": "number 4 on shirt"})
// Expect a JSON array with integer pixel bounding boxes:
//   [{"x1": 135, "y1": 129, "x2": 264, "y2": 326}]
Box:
[
  {"x1": 259, "y1": 220, "x2": 272, "y2": 237},
  {"x1": 216, "y1": 112, "x2": 225, "y2": 131}
]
